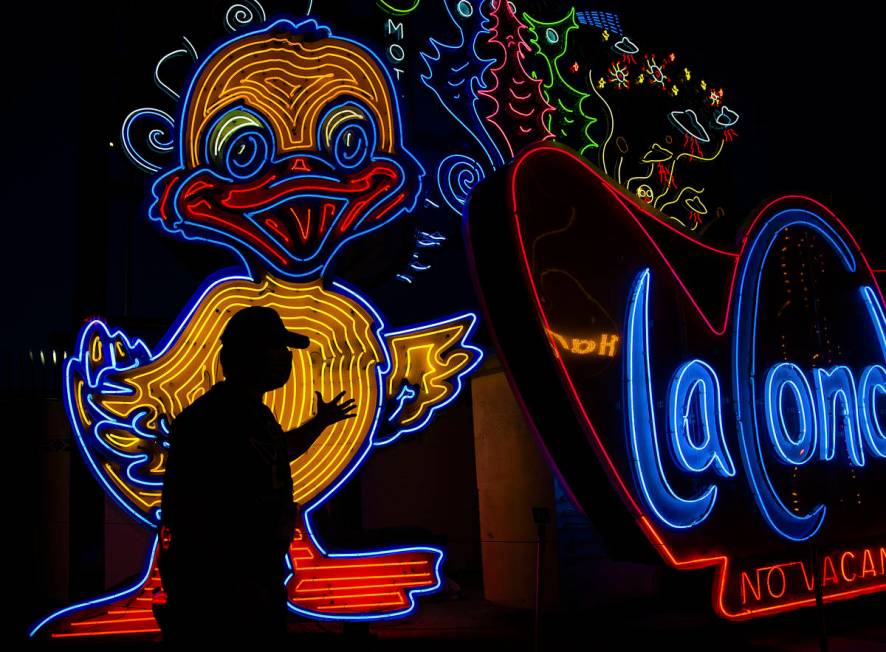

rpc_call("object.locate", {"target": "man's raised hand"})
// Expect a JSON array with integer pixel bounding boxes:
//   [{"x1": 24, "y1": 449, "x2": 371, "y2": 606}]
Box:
[{"x1": 314, "y1": 390, "x2": 357, "y2": 428}]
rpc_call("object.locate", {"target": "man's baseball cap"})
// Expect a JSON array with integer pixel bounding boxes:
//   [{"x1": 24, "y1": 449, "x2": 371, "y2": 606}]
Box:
[{"x1": 221, "y1": 306, "x2": 310, "y2": 349}]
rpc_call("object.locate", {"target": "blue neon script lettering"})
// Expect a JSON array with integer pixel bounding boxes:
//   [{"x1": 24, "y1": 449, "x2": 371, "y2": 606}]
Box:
[{"x1": 624, "y1": 270, "x2": 886, "y2": 541}]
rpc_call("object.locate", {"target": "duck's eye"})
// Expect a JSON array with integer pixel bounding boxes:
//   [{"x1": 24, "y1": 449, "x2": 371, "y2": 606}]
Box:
[
  {"x1": 332, "y1": 123, "x2": 371, "y2": 169},
  {"x1": 205, "y1": 109, "x2": 272, "y2": 180},
  {"x1": 320, "y1": 105, "x2": 373, "y2": 170},
  {"x1": 222, "y1": 131, "x2": 269, "y2": 179}
]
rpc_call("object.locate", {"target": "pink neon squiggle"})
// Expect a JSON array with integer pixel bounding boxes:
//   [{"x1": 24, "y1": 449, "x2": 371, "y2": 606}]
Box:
[{"x1": 478, "y1": 0, "x2": 553, "y2": 158}]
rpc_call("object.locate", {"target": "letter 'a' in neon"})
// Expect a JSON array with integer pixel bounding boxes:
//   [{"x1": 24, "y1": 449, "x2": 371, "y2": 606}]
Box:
[
  {"x1": 624, "y1": 269, "x2": 717, "y2": 529},
  {"x1": 667, "y1": 359, "x2": 736, "y2": 477}
]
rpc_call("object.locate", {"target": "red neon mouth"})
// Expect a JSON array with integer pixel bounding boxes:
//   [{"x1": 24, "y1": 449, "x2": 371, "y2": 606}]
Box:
[
  {"x1": 220, "y1": 160, "x2": 404, "y2": 248},
  {"x1": 168, "y1": 159, "x2": 411, "y2": 268},
  {"x1": 220, "y1": 161, "x2": 400, "y2": 212}
]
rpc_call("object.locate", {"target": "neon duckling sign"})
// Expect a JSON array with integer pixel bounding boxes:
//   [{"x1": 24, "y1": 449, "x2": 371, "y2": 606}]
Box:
[
  {"x1": 467, "y1": 143, "x2": 886, "y2": 619},
  {"x1": 31, "y1": 17, "x2": 483, "y2": 640}
]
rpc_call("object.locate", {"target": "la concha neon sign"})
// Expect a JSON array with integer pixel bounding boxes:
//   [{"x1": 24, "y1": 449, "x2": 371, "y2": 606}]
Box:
[
  {"x1": 626, "y1": 264, "x2": 884, "y2": 541},
  {"x1": 466, "y1": 143, "x2": 885, "y2": 620}
]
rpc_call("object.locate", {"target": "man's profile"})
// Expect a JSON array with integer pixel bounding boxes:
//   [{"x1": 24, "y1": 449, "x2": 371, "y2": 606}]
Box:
[{"x1": 155, "y1": 306, "x2": 356, "y2": 643}]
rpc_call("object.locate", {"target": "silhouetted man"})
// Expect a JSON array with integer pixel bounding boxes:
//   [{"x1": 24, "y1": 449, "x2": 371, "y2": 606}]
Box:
[{"x1": 155, "y1": 306, "x2": 356, "y2": 643}]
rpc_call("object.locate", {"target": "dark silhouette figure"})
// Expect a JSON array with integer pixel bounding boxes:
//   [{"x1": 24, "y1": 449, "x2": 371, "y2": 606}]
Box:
[{"x1": 154, "y1": 306, "x2": 356, "y2": 644}]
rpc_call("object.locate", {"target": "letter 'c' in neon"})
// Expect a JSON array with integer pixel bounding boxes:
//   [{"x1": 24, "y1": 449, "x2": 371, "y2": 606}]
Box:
[{"x1": 732, "y1": 209, "x2": 850, "y2": 541}]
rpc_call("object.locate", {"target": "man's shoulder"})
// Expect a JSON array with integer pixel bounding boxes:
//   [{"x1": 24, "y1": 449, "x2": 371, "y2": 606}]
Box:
[{"x1": 172, "y1": 383, "x2": 233, "y2": 429}]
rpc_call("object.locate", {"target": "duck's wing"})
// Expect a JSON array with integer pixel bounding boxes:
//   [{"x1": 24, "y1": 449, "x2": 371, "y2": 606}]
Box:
[
  {"x1": 65, "y1": 320, "x2": 169, "y2": 527},
  {"x1": 375, "y1": 313, "x2": 484, "y2": 447}
]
